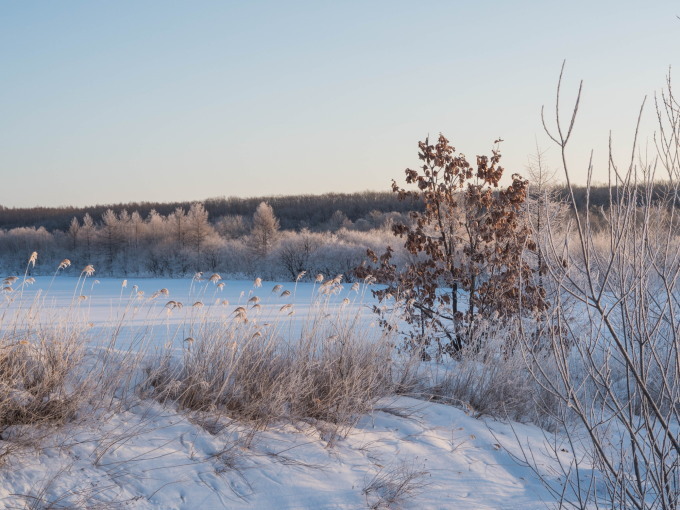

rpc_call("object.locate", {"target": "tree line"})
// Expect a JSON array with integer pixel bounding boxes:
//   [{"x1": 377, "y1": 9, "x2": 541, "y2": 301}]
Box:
[
  {"x1": 0, "y1": 200, "x2": 411, "y2": 279},
  {"x1": 0, "y1": 191, "x2": 422, "y2": 231},
  {"x1": 4, "y1": 185, "x2": 678, "y2": 233}
]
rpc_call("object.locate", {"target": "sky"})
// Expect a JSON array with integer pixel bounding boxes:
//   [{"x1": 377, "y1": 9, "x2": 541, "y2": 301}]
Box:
[{"x1": 0, "y1": 1, "x2": 678, "y2": 208}]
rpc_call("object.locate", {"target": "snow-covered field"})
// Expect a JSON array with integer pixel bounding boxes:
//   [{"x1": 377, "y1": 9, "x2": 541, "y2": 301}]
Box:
[
  {"x1": 0, "y1": 276, "x2": 568, "y2": 509},
  {"x1": 14, "y1": 275, "x2": 377, "y2": 350},
  {"x1": 5, "y1": 275, "x2": 473, "y2": 352}
]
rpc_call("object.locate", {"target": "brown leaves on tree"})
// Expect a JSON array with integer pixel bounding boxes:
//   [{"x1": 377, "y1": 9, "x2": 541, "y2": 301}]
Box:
[{"x1": 356, "y1": 134, "x2": 547, "y2": 357}]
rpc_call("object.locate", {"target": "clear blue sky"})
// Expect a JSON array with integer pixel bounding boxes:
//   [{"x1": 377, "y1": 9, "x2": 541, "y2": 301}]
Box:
[{"x1": 1, "y1": 1, "x2": 677, "y2": 208}]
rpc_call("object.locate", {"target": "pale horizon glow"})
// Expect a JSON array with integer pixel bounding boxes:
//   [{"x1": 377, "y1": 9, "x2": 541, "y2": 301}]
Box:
[{"x1": 0, "y1": 1, "x2": 678, "y2": 208}]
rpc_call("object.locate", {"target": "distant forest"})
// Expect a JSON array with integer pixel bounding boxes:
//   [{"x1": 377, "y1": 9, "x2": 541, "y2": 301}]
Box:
[
  {"x1": 1, "y1": 184, "x2": 678, "y2": 280},
  {"x1": 0, "y1": 191, "x2": 425, "y2": 279},
  {"x1": 2, "y1": 184, "x2": 678, "y2": 233},
  {"x1": 0, "y1": 191, "x2": 422, "y2": 232}
]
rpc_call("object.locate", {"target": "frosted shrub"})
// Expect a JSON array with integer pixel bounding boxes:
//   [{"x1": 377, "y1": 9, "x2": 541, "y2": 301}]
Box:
[{"x1": 405, "y1": 319, "x2": 560, "y2": 424}]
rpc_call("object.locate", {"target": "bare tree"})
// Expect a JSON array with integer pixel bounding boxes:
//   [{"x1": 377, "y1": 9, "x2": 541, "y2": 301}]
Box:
[
  {"x1": 520, "y1": 64, "x2": 680, "y2": 509},
  {"x1": 525, "y1": 144, "x2": 560, "y2": 281}
]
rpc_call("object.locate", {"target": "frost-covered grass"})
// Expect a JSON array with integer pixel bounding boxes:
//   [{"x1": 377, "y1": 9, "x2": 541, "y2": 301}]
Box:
[
  {"x1": 7, "y1": 269, "x2": 675, "y2": 509},
  {"x1": 16, "y1": 269, "x2": 677, "y2": 508},
  {"x1": 143, "y1": 301, "x2": 394, "y2": 440},
  {"x1": 0, "y1": 271, "x2": 577, "y2": 508},
  {"x1": 0, "y1": 272, "x2": 393, "y2": 436}
]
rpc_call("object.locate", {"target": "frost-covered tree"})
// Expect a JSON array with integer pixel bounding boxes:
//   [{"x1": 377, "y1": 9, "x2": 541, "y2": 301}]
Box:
[
  {"x1": 215, "y1": 214, "x2": 250, "y2": 239},
  {"x1": 185, "y1": 202, "x2": 216, "y2": 265},
  {"x1": 323, "y1": 210, "x2": 352, "y2": 231},
  {"x1": 277, "y1": 229, "x2": 322, "y2": 279},
  {"x1": 99, "y1": 209, "x2": 124, "y2": 272},
  {"x1": 249, "y1": 202, "x2": 280, "y2": 258},
  {"x1": 169, "y1": 207, "x2": 187, "y2": 248},
  {"x1": 67, "y1": 217, "x2": 80, "y2": 251},
  {"x1": 145, "y1": 209, "x2": 166, "y2": 244},
  {"x1": 81, "y1": 213, "x2": 96, "y2": 262},
  {"x1": 129, "y1": 211, "x2": 144, "y2": 249}
]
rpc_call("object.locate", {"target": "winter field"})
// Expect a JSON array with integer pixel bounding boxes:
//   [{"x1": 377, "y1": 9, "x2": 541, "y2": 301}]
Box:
[
  {"x1": 4, "y1": 181, "x2": 680, "y2": 508},
  {"x1": 3, "y1": 85, "x2": 679, "y2": 508},
  {"x1": 0, "y1": 273, "x2": 578, "y2": 509}
]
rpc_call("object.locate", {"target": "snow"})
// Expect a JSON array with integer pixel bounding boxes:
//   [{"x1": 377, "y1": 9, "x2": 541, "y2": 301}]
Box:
[
  {"x1": 0, "y1": 276, "x2": 569, "y2": 508},
  {"x1": 0, "y1": 397, "x2": 562, "y2": 509},
  {"x1": 11, "y1": 276, "x2": 379, "y2": 351}
]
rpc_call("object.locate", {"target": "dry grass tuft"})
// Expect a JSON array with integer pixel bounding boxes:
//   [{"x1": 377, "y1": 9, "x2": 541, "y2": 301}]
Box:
[
  {"x1": 0, "y1": 325, "x2": 97, "y2": 465},
  {"x1": 363, "y1": 460, "x2": 430, "y2": 509},
  {"x1": 143, "y1": 306, "x2": 394, "y2": 440},
  {"x1": 410, "y1": 322, "x2": 559, "y2": 424},
  {"x1": 0, "y1": 332, "x2": 87, "y2": 433}
]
